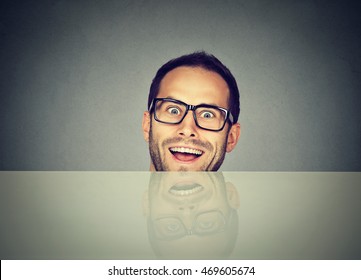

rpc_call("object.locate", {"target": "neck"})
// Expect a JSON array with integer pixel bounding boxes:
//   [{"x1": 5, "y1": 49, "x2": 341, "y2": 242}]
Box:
[{"x1": 149, "y1": 163, "x2": 156, "y2": 171}]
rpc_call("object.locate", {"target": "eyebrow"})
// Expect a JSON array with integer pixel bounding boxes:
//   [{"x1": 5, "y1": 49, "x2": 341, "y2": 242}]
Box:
[{"x1": 163, "y1": 95, "x2": 226, "y2": 108}]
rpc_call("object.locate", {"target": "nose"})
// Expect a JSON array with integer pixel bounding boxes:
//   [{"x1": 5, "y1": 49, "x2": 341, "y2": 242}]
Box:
[
  {"x1": 177, "y1": 111, "x2": 198, "y2": 137},
  {"x1": 178, "y1": 204, "x2": 196, "y2": 229}
]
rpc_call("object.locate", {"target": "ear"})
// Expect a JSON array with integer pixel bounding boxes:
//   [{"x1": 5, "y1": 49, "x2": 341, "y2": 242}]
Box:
[
  {"x1": 142, "y1": 111, "x2": 151, "y2": 142},
  {"x1": 226, "y1": 123, "x2": 241, "y2": 153},
  {"x1": 226, "y1": 182, "x2": 240, "y2": 209}
]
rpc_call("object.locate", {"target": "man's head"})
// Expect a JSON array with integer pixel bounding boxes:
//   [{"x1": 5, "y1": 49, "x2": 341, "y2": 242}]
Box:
[{"x1": 142, "y1": 51, "x2": 241, "y2": 171}]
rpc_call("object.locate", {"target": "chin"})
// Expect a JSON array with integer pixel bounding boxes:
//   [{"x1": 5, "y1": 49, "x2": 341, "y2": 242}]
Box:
[
  {"x1": 177, "y1": 166, "x2": 201, "y2": 172},
  {"x1": 168, "y1": 163, "x2": 207, "y2": 172}
]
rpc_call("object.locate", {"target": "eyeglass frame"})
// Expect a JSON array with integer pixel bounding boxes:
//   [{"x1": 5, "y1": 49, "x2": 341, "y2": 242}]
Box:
[
  {"x1": 152, "y1": 209, "x2": 229, "y2": 241},
  {"x1": 148, "y1": 98, "x2": 234, "y2": 132}
]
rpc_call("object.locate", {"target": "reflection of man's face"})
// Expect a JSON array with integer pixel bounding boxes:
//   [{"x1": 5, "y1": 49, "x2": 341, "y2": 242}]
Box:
[
  {"x1": 143, "y1": 66, "x2": 239, "y2": 171},
  {"x1": 145, "y1": 172, "x2": 239, "y2": 259}
]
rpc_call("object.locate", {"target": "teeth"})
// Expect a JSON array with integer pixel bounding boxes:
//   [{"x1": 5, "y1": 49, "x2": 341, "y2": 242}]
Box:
[
  {"x1": 169, "y1": 185, "x2": 204, "y2": 196},
  {"x1": 169, "y1": 147, "x2": 203, "y2": 155}
]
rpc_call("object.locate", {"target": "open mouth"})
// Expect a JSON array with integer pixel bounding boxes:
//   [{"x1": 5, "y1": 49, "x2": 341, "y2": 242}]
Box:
[
  {"x1": 169, "y1": 147, "x2": 203, "y2": 162},
  {"x1": 169, "y1": 182, "x2": 204, "y2": 196}
]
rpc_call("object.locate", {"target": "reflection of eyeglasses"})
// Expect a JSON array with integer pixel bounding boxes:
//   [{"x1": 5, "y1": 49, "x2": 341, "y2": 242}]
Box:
[
  {"x1": 149, "y1": 98, "x2": 234, "y2": 131},
  {"x1": 153, "y1": 210, "x2": 228, "y2": 241}
]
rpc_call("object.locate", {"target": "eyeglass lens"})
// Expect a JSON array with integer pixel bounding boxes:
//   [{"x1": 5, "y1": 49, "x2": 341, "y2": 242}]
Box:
[{"x1": 153, "y1": 211, "x2": 226, "y2": 240}]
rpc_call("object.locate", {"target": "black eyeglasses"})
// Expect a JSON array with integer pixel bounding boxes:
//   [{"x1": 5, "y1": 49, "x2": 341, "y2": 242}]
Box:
[
  {"x1": 152, "y1": 210, "x2": 228, "y2": 241},
  {"x1": 148, "y1": 98, "x2": 234, "y2": 131}
]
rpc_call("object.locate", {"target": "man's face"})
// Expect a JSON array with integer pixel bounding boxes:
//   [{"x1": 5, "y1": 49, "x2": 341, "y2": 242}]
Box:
[{"x1": 142, "y1": 66, "x2": 240, "y2": 171}]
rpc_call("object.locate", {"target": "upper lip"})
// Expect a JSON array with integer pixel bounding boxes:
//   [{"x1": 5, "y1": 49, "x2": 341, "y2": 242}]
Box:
[{"x1": 169, "y1": 146, "x2": 204, "y2": 155}]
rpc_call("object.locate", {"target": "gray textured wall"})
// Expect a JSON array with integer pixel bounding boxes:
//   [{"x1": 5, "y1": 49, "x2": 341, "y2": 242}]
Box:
[{"x1": 1, "y1": 0, "x2": 360, "y2": 170}]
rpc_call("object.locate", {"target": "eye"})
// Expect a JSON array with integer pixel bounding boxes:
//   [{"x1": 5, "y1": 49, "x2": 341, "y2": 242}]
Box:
[
  {"x1": 165, "y1": 222, "x2": 181, "y2": 232},
  {"x1": 198, "y1": 220, "x2": 215, "y2": 230},
  {"x1": 200, "y1": 111, "x2": 214, "y2": 119},
  {"x1": 167, "y1": 107, "x2": 181, "y2": 115}
]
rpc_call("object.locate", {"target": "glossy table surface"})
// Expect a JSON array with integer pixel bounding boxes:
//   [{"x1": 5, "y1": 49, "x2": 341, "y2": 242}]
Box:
[{"x1": 1, "y1": 172, "x2": 360, "y2": 259}]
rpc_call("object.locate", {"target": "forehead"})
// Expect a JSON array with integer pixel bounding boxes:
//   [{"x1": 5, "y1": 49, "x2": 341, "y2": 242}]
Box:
[{"x1": 157, "y1": 66, "x2": 230, "y2": 108}]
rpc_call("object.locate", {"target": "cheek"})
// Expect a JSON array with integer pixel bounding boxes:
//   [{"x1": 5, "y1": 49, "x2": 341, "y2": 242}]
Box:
[
  {"x1": 150, "y1": 123, "x2": 164, "y2": 140},
  {"x1": 154, "y1": 125, "x2": 180, "y2": 142},
  {"x1": 152, "y1": 120, "x2": 169, "y2": 135},
  {"x1": 206, "y1": 132, "x2": 227, "y2": 149}
]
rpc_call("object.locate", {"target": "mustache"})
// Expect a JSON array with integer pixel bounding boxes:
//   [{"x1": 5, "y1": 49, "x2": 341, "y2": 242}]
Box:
[{"x1": 162, "y1": 137, "x2": 213, "y2": 151}]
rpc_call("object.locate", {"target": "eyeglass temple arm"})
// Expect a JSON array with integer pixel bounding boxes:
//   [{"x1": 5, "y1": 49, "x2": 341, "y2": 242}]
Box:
[{"x1": 228, "y1": 113, "x2": 234, "y2": 124}]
